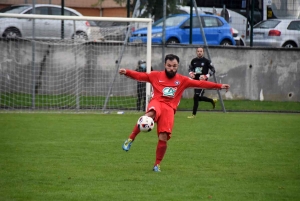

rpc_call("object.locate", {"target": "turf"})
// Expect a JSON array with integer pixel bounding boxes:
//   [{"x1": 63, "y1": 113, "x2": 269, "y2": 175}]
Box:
[{"x1": 0, "y1": 112, "x2": 299, "y2": 201}]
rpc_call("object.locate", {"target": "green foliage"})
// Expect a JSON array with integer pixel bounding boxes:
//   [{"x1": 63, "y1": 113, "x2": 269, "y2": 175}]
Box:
[
  {"x1": 0, "y1": 112, "x2": 300, "y2": 201},
  {"x1": 91, "y1": 0, "x2": 105, "y2": 7},
  {"x1": 136, "y1": 0, "x2": 180, "y2": 21}
]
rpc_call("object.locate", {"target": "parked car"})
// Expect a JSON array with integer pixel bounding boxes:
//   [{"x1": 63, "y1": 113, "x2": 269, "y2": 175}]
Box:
[
  {"x1": 0, "y1": 4, "x2": 103, "y2": 41},
  {"x1": 246, "y1": 19, "x2": 300, "y2": 48},
  {"x1": 129, "y1": 14, "x2": 236, "y2": 45},
  {"x1": 176, "y1": 6, "x2": 246, "y2": 46},
  {"x1": 232, "y1": 27, "x2": 245, "y2": 46},
  {"x1": 96, "y1": 21, "x2": 135, "y2": 41}
]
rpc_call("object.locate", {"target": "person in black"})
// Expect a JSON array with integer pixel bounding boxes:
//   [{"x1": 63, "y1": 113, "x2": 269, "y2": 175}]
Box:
[
  {"x1": 187, "y1": 47, "x2": 217, "y2": 118},
  {"x1": 136, "y1": 60, "x2": 152, "y2": 111}
]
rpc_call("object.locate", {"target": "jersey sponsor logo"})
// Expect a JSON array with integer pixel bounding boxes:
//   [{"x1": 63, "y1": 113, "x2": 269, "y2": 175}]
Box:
[
  {"x1": 162, "y1": 87, "x2": 177, "y2": 97},
  {"x1": 195, "y1": 67, "x2": 202, "y2": 74}
]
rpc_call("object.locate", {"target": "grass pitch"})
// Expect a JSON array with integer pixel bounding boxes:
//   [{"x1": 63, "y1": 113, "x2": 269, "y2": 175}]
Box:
[{"x1": 0, "y1": 112, "x2": 299, "y2": 201}]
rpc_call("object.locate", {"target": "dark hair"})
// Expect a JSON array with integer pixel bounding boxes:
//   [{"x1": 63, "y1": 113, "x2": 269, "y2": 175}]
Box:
[
  {"x1": 165, "y1": 54, "x2": 180, "y2": 64},
  {"x1": 138, "y1": 60, "x2": 146, "y2": 65}
]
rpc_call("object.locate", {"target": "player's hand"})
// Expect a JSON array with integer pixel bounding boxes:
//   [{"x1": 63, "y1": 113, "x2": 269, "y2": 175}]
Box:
[
  {"x1": 119, "y1": 68, "x2": 126, "y2": 75},
  {"x1": 221, "y1": 84, "x2": 230, "y2": 92},
  {"x1": 199, "y1": 75, "x2": 207, "y2": 80},
  {"x1": 189, "y1": 72, "x2": 195, "y2": 79}
]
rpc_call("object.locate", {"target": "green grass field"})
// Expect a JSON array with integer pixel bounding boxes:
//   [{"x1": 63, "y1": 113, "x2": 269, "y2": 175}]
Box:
[{"x1": 1, "y1": 112, "x2": 299, "y2": 201}]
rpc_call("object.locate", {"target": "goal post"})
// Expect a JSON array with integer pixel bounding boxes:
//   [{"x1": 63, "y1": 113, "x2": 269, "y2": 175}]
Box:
[{"x1": 0, "y1": 13, "x2": 152, "y2": 113}]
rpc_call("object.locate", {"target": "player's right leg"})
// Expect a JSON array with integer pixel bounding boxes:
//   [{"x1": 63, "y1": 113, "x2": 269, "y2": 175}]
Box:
[{"x1": 122, "y1": 101, "x2": 158, "y2": 152}]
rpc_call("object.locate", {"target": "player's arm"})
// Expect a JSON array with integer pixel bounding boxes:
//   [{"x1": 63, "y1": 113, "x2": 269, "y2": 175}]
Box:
[
  {"x1": 187, "y1": 78, "x2": 229, "y2": 91},
  {"x1": 188, "y1": 62, "x2": 195, "y2": 79},
  {"x1": 200, "y1": 61, "x2": 215, "y2": 80},
  {"x1": 208, "y1": 61, "x2": 216, "y2": 77},
  {"x1": 119, "y1": 68, "x2": 150, "y2": 82}
]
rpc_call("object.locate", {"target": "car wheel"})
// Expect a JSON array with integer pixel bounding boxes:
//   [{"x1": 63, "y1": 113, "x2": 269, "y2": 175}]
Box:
[
  {"x1": 73, "y1": 31, "x2": 88, "y2": 41},
  {"x1": 220, "y1": 39, "x2": 233, "y2": 46},
  {"x1": 166, "y1": 38, "x2": 179, "y2": 44},
  {"x1": 282, "y1": 42, "x2": 297, "y2": 48},
  {"x1": 3, "y1": 28, "x2": 21, "y2": 38}
]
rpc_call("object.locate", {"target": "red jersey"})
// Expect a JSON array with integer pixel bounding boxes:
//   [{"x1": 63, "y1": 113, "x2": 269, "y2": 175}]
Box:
[{"x1": 125, "y1": 70, "x2": 222, "y2": 111}]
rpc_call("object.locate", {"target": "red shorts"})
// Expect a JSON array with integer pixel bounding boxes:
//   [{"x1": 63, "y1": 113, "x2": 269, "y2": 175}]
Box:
[{"x1": 146, "y1": 99, "x2": 175, "y2": 140}]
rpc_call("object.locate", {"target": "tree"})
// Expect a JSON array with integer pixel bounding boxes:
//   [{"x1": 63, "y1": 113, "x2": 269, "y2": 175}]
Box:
[
  {"x1": 137, "y1": 0, "x2": 181, "y2": 21},
  {"x1": 92, "y1": 0, "x2": 184, "y2": 21}
]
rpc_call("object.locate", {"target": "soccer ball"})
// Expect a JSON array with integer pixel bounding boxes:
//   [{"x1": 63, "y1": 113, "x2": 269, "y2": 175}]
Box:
[{"x1": 137, "y1": 116, "x2": 154, "y2": 132}]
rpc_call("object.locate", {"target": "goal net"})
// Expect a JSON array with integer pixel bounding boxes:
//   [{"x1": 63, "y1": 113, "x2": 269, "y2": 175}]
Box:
[{"x1": 0, "y1": 13, "x2": 152, "y2": 113}]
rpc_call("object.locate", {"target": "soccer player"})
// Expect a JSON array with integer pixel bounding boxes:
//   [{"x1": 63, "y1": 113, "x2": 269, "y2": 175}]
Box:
[
  {"x1": 188, "y1": 47, "x2": 217, "y2": 119},
  {"x1": 119, "y1": 54, "x2": 230, "y2": 172}
]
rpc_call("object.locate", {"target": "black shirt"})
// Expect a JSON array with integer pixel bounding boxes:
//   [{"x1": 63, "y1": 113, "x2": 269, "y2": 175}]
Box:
[{"x1": 189, "y1": 56, "x2": 215, "y2": 80}]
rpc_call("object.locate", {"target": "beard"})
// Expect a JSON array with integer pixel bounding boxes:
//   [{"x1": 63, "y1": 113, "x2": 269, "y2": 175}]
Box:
[{"x1": 165, "y1": 69, "x2": 177, "y2": 79}]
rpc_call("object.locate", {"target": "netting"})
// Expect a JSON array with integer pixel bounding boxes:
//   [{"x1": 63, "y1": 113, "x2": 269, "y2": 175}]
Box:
[{"x1": 0, "y1": 13, "x2": 152, "y2": 113}]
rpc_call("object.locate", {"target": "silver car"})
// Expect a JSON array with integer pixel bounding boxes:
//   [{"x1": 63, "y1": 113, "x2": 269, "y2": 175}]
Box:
[
  {"x1": 0, "y1": 4, "x2": 103, "y2": 41},
  {"x1": 246, "y1": 19, "x2": 300, "y2": 48}
]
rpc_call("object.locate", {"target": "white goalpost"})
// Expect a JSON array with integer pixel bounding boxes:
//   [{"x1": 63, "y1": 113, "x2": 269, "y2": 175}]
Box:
[{"x1": 0, "y1": 12, "x2": 152, "y2": 113}]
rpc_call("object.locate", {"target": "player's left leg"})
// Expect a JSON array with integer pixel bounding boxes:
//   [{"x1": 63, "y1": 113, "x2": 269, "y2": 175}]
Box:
[
  {"x1": 153, "y1": 104, "x2": 174, "y2": 172},
  {"x1": 188, "y1": 89, "x2": 200, "y2": 118}
]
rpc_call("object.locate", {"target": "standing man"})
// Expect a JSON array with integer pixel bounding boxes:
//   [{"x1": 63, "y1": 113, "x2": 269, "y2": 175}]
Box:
[
  {"x1": 188, "y1": 47, "x2": 217, "y2": 119},
  {"x1": 119, "y1": 54, "x2": 230, "y2": 172},
  {"x1": 136, "y1": 60, "x2": 147, "y2": 111},
  {"x1": 135, "y1": 60, "x2": 153, "y2": 111}
]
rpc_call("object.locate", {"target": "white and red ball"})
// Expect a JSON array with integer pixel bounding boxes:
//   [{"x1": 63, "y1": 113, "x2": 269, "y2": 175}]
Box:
[{"x1": 137, "y1": 116, "x2": 154, "y2": 132}]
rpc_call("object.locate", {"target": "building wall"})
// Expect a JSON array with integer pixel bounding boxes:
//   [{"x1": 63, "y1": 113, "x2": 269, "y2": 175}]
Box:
[
  {"x1": 0, "y1": 0, "x2": 130, "y2": 17},
  {"x1": 0, "y1": 40, "x2": 299, "y2": 102}
]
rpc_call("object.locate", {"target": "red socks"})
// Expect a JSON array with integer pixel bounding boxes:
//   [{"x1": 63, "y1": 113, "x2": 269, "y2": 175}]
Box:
[
  {"x1": 129, "y1": 125, "x2": 167, "y2": 166},
  {"x1": 129, "y1": 124, "x2": 140, "y2": 140},
  {"x1": 155, "y1": 140, "x2": 167, "y2": 165}
]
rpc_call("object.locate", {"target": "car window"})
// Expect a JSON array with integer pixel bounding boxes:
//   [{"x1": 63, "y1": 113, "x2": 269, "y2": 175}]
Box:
[
  {"x1": 181, "y1": 16, "x2": 201, "y2": 28},
  {"x1": 254, "y1": 20, "x2": 280, "y2": 28},
  {"x1": 202, "y1": 16, "x2": 222, "y2": 27},
  {"x1": 25, "y1": 7, "x2": 49, "y2": 15},
  {"x1": 50, "y1": 7, "x2": 78, "y2": 16},
  {"x1": 287, "y1": 21, "x2": 300, "y2": 31},
  {"x1": 153, "y1": 16, "x2": 187, "y2": 27},
  {"x1": 0, "y1": 5, "x2": 30, "y2": 13},
  {"x1": 182, "y1": 16, "x2": 222, "y2": 28}
]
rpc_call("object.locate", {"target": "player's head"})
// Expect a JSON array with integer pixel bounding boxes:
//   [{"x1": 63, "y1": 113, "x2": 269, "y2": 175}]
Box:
[
  {"x1": 196, "y1": 47, "x2": 204, "y2": 58},
  {"x1": 138, "y1": 60, "x2": 146, "y2": 69},
  {"x1": 164, "y1": 54, "x2": 179, "y2": 79}
]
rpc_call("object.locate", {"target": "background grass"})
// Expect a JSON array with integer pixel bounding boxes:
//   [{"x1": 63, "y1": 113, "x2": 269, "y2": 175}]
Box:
[
  {"x1": 2, "y1": 93, "x2": 300, "y2": 112},
  {"x1": 178, "y1": 99, "x2": 300, "y2": 112},
  {"x1": 0, "y1": 112, "x2": 299, "y2": 201}
]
